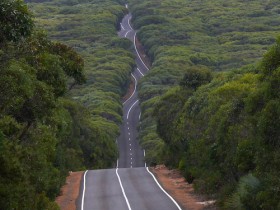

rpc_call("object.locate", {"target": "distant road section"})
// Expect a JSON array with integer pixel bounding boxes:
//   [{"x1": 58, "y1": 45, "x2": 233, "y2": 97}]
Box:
[
  {"x1": 117, "y1": 13, "x2": 148, "y2": 169},
  {"x1": 78, "y1": 8, "x2": 182, "y2": 210}
]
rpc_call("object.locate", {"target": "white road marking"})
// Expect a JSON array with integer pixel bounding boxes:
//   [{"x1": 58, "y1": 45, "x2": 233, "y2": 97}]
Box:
[
  {"x1": 125, "y1": 30, "x2": 131, "y2": 37},
  {"x1": 117, "y1": 159, "x2": 119, "y2": 168},
  {"x1": 116, "y1": 168, "x2": 132, "y2": 210},
  {"x1": 146, "y1": 167, "x2": 182, "y2": 210},
  {"x1": 126, "y1": 99, "x2": 139, "y2": 119},
  {"x1": 125, "y1": 4, "x2": 128, "y2": 9},
  {"x1": 134, "y1": 33, "x2": 150, "y2": 71},
  {"x1": 144, "y1": 150, "x2": 147, "y2": 167},
  {"x1": 128, "y1": 132, "x2": 130, "y2": 135},
  {"x1": 130, "y1": 148, "x2": 132, "y2": 151},
  {"x1": 81, "y1": 170, "x2": 88, "y2": 210},
  {"x1": 129, "y1": 138, "x2": 131, "y2": 141},
  {"x1": 128, "y1": 18, "x2": 133, "y2": 30},
  {"x1": 139, "y1": 112, "x2": 141, "y2": 120},
  {"x1": 121, "y1": 23, "x2": 125, "y2": 30},
  {"x1": 137, "y1": 68, "x2": 144, "y2": 76},
  {"x1": 123, "y1": 73, "x2": 137, "y2": 105},
  {"x1": 131, "y1": 157, "x2": 133, "y2": 160},
  {"x1": 128, "y1": 127, "x2": 130, "y2": 130}
]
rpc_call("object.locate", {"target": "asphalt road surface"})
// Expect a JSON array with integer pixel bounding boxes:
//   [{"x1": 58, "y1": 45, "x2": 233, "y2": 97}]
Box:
[{"x1": 78, "y1": 6, "x2": 182, "y2": 210}]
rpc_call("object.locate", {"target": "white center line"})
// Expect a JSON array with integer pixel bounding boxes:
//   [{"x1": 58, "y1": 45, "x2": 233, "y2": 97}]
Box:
[
  {"x1": 128, "y1": 132, "x2": 130, "y2": 135},
  {"x1": 128, "y1": 127, "x2": 130, "y2": 130},
  {"x1": 127, "y1": 99, "x2": 139, "y2": 119},
  {"x1": 125, "y1": 30, "x2": 131, "y2": 37},
  {"x1": 116, "y1": 168, "x2": 132, "y2": 210}
]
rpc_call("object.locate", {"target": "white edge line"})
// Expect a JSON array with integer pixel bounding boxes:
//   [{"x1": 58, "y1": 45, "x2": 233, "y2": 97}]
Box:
[
  {"x1": 139, "y1": 112, "x2": 141, "y2": 120},
  {"x1": 116, "y1": 168, "x2": 132, "y2": 210},
  {"x1": 134, "y1": 33, "x2": 150, "y2": 71},
  {"x1": 127, "y1": 100, "x2": 139, "y2": 119},
  {"x1": 128, "y1": 17, "x2": 133, "y2": 30},
  {"x1": 143, "y1": 149, "x2": 145, "y2": 157},
  {"x1": 117, "y1": 159, "x2": 119, "y2": 168},
  {"x1": 123, "y1": 73, "x2": 137, "y2": 105},
  {"x1": 125, "y1": 30, "x2": 131, "y2": 38},
  {"x1": 146, "y1": 167, "x2": 182, "y2": 210},
  {"x1": 121, "y1": 23, "x2": 125, "y2": 30},
  {"x1": 137, "y1": 68, "x2": 144, "y2": 76},
  {"x1": 81, "y1": 170, "x2": 88, "y2": 210}
]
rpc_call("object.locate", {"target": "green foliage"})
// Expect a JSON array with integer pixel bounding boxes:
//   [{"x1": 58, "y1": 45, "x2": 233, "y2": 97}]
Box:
[
  {"x1": 180, "y1": 67, "x2": 212, "y2": 90},
  {"x1": 0, "y1": 0, "x2": 33, "y2": 42},
  {"x1": 224, "y1": 174, "x2": 261, "y2": 210},
  {"x1": 128, "y1": 0, "x2": 280, "y2": 208},
  {"x1": 0, "y1": 0, "x2": 132, "y2": 208}
]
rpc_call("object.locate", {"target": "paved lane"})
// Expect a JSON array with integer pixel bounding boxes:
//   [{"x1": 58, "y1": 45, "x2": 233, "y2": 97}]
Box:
[
  {"x1": 117, "y1": 12, "x2": 146, "y2": 168},
  {"x1": 82, "y1": 169, "x2": 128, "y2": 210},
  {"x1": 80, "y1": 168, "x2": 181, "y2": 210},
  {"x1": 119, "y1": 168, "x2": 181, "y2": 210},
  {"x1": 79, "y1": 6, "x2": 183, "y2": 210}
]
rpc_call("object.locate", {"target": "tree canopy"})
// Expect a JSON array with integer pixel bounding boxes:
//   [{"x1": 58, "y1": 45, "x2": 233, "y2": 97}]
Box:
[
  {"x1": 128, "y1": 0, "x2": 280, "y2": 208},
  {"x1": 0, "y1": 0, "x2": 133, "y2": 208}
]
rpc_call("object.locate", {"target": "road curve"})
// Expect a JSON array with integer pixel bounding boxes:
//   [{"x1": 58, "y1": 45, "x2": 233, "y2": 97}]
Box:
[
  {"x1": 117, "y1": 12, "x2": 148, "y2": 168},
  {"x1": 78, "y1": 6, "x2": 183, "y2": 210}
]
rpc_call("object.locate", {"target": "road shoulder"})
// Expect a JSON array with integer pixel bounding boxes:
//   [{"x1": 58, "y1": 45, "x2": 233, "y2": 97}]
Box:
[
  {"x1": 151, "y1": 165, "x2": 217, "y2": 210},
  {"x1": 55, "y1": 171, "x2": 83, "y2": 210}
]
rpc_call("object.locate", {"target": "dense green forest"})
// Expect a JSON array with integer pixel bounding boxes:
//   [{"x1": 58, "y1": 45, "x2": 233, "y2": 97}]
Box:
[
  {"x1": 2, "y1": 0, "x2": 280, "y2": 209},
  {"x1": 128, "y1": 0, "x2": 280, "y2": 208},
  {"x1": 27, "y1": 0, "x2": 135, "y2": 167},
  {"x1": 0, "y1": 0, "x2": 133, "y2": 209}
]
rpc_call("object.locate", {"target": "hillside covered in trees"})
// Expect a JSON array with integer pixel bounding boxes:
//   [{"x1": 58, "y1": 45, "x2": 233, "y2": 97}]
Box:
[
  {"x1": 1, "y1": 0, "x2": 280, "y2": 209},
  {"x1": 128, "y1": 0, "x2": 280, "y2": 208},
  {"x1": 0, "y1": 0, "x2": 132, "y2": 209}
]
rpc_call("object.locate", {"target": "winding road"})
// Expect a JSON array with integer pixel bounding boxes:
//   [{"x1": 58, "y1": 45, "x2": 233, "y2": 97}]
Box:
[{"x1": 78, "y1": 7, "x2": 182, "y2": 210}]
